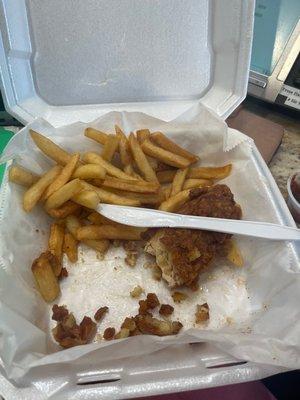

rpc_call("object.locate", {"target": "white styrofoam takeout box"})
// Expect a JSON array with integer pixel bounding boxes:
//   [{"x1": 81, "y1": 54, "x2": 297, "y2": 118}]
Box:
[{"x1": 0, "y1": 1, "x2": 298, "y2": 399}]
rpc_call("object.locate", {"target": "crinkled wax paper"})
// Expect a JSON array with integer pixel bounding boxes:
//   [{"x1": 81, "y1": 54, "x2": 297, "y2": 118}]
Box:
[{"x1": 0, "y1": 104, "x2": 299, "y2": 384}]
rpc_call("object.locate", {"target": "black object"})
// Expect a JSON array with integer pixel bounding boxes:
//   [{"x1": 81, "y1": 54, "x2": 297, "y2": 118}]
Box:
[
  {"x1": 263, "y1": 370, "x2": 300, "y2": 400},
  {"x1": 0, "y1": 91, "x2": 22, "y2": 126}
]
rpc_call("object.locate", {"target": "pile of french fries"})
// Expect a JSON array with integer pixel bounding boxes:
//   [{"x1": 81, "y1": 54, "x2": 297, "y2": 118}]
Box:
[{"x1": 8, "y1": 125, "x2": 235, "y2": 303}]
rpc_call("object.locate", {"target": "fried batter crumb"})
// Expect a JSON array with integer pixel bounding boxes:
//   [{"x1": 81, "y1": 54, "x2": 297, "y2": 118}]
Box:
[
  {"x1": 80, "y1": 316, "x2": 97, "y2": 342},
  {"x1": 59, "y1": 267, "x2": 68, "y2": 279},
  {"x1": 94, "y1": 306, "x2": 109, "y2": 322},
  {"x1": 131, "y1": 327, "x2": 142, "y2": 336},
  {"x1": 113, "y1": 239, "x2": 121, "y2": 247},
  {"x1": 123, "y1": 240, "x2": 139, "y2": 267},
  {"x1": 118, "y1": 294, "x2": 183, "y2": 339},
  {"x1": 195, "y1": 303, "x2": 209, "y2": 323},
  {"x1": 172, "y1": 291, "x2": 188, "y2": 303},
  {"x1": 115, "y1": 328, "x2": 130, "y2": 339},
  {"x1": 146, "y1": 293, "x2": 160, "y2": 309},
  {"x1": 52, "y1": 304, "x2": 69, "y2": 321},
  {"x1": 130, "y1": 285, "x2": 144, "y2": 298},
  {"x1": 135, "y1": 314, "x2": 183, "y2": 336},
  {"x1": 121, "y1": 317, "x2": 136, "y2": 332},
  {"x1": 123, "y1": 241, "x2": 138, "y2": 253},
  {"x1": 152, "y1": 264, "x2": 162, "y2": 281},
  {"x1": 96, "y1": 252, "x2": 105, "y2": 260},
  {"x1": 138, "y1": 299, "x2": 149, "y2": 315},
  {"x1": 51, "y1": 305, "x2": 97, "y2": 348},
  {"x1": 159, "y1": 304, "x2": 174, "y2": 317},
  {"x1": 103, "y1": 327, "x2": 115, "y2": 340},
  {"x1": 125, "y1": 253, "x2": 138, "y2": 267}
]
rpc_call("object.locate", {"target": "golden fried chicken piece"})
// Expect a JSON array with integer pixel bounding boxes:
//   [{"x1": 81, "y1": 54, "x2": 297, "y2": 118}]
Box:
[{"x1": 145, "y1": 185, "x2": 241, "y2": 288}]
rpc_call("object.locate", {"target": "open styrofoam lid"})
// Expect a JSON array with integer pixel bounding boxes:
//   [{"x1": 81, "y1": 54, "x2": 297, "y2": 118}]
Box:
[{"x1": 0, "y1": 0, "x2": 254, "y2": 127}]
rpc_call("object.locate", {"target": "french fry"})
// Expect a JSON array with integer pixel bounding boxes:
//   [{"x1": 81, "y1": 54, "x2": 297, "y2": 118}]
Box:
[
  {"x1": 188, "y1": 164, "x2": 232, "y2": 180},
  {"x1": 162, "y1": 185, "x2": 172, "y2": 200},
  {"x1": 23, "y1": 165, "x2": 62, "y2": 212},
  {"x1": 31, "y1": 252, "x2": 60, "y2": 302},
  {"x1": 90, "y1": 178, "x2": 106, "y2": 187},
  {"x1": 116, "y1": 128, "x2": 134, "y2": 171},
  {"x1": 43, "y1": 153, "x2": 80, "y2": 199},
  {"x1": 65, "y1": 214, "x2": 82, "y2": 238},
  {"x1": 114, "y1": 125, "x2": 124, "y2": 135},
  {"x1": 72, "y1": 163, "x2": 106, "y2": 180},
  {"x1": 83, "y1": 152, "x2": 137, "y2": 181},
  {"x1": 9, "y1": 165, "x2": 40, "y2": 187},
  {"x1": 45, "y1": 179, "x2": 83, "y2": 210},
  {"x1": 46, "y1": 201, "x2": 81, "y2": 219},
  {"x1": 129, "y1": 133, "x2": 158, "y2": 183},
  {"x1": 159, "y1": 189, "x2": 191, "y2": 212},
  {"x1": 102, "y1": 176, "x2": 159, "y2": 193},
  {"x1": 105, "y1": 188, "x2": 165, "y2": 205},
  {"x1": 157, "y1": 165, "x2": 232, "y2": 182},
  {"x1": 170, "y1": 168, "x2": 189, "y2": 197},
  {"x1": 136, "y1": 129, "x2": 150, "y2": 144},
  {"x1": 183, "y1": 178, "x2": 213, "y2": 190},
  {"x1": 65, "y1": 214, "x2": 110, "y2": 254},
  {"x1": 157, "y1": 170, "x2": 176, "y2": 183},
  {"x1": 115, "y1": 126, "x2": 140, "y2": 177},
  {"x1": 151, "y1": 131, "x2": 199, "y2": 163},
  {"x1": 141, "y1": 139, "x2": 191, "y2": 169},
  {"x1": 83, "y1": 239, "x2": 110, "y2": 254},
  {"x1": 155, "y1": 161, "x2": 171, "y2": 172},
  {"x1": 84, "y1": 127, "x2": 109, "y2": 146},
  {"x1": 63, "y1": 232, "x2": 78, "y2": 263},
  {"x1": 126, "y1": 167, "x2": 145, "y2": 180},
  {"x1": 48, "y1": 223, "x2": 64, "y2": 275},
  {"x1": 77, "y1": 224, "x2": 144, "y2": 241},
  {"x1": 30, "y1": 130, "x2": 72, "y2": 165},
  {"x1": 72, "y1": 190, "x2": 99, "y2": 209},
  {"x1": 87, "y1": 212, "x2": 117, "y2": 225},
  {"x1": 227, "y1": 240, "x2": 243, "y2": 267},
  {"x1": 146, "y1": 156, "x2": 159, "y2": 171},
  {"x1": 101, "y1": 134, "x2": 119, "y2": 161},
  {"x1": 124, "y1": 164, "x2": 134, "y2": 175},
  {"x1": 82, "y1": 181, "x2": 141, "y2": 206}
]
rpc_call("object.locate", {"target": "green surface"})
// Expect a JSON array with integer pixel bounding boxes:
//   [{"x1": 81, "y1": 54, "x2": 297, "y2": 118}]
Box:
[{"x1": 0, "y1": 128, "x2": 14, "y2": 185}]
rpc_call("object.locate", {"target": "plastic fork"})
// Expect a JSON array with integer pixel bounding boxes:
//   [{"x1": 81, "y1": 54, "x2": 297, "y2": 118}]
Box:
[{"x1": 97, "y1": 204, "x2": 300, "y2": 241}]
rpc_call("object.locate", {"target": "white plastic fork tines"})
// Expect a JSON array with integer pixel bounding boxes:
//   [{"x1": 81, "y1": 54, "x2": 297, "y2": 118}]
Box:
[{"x1": 97, "y1": 204, "x2": 300, "y2": 242}]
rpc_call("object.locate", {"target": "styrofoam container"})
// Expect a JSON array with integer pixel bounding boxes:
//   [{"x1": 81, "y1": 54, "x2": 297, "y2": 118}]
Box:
[
  {"x1": 0, "y1": 1, "x2": 297, "y2": 399},
  {"x1": 0, "y1": 0, "x2": 254, "y2": 125}
]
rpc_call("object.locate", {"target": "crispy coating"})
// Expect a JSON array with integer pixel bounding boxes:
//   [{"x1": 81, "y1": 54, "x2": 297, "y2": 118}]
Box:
[
  {"x1": 145, "y1": 185, "x2": 241, "y2": 287},
  {"x1": 52, "y1": 304, "x2": 69, "y2": 322},
  {"x1": 146, "y1": 293, "x2": 160, "y2": 309},
  {"x1": 121, "y1": 317, "x2": 136, "y2": 332},
  {"x1": 94, "y1": 306, "x2": 109, "y2": 322},
  {"x1": 135, "y1": 314, "x2": 182, "y2": 336},
  {"x1": 80, "y1": 316, "x2": 97, "y2": 342},
  {"x1": 103, "y1": 327, "x2": 115, "y2": 340},
  {"x1": 195, "y1": 303, "x2": 210, "y2": 323},
  {"x1": 52, "y1": 305, "x2": 97, "y2": 348},
  {"x1": 159, "y1": 304, "x2": 174, "y2": 316},
  {"x1": 130, "y1": 285, "x2": 144, "y2": 298}
]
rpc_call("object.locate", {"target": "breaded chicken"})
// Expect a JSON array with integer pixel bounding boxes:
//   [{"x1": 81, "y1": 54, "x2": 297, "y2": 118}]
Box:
[{"x1": 145, "y1": 185, "x2": 241, "y2": 288}]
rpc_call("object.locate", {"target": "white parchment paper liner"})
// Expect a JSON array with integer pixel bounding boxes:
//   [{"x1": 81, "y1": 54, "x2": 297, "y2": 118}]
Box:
[{"x1": 0, "y1": 104, "x2": 299, "y2": 383}]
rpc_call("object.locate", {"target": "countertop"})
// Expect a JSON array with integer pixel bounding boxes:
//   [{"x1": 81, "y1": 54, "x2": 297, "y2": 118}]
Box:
[{"x1": 243, "y1": 98, "x2": 300, "y2": 200}]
